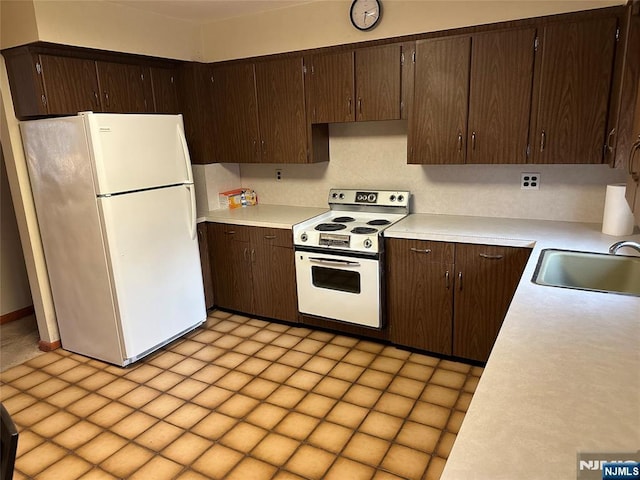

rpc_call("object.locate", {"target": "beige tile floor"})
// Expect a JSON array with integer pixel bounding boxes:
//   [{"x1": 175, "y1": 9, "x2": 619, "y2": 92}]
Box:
[{"x1": 0, "y1": 310, "x2": 482, "y2": 480}]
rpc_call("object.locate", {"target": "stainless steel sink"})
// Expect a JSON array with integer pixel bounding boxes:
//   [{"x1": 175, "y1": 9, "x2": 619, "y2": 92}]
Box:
[{"x1": 532, "y1": 249, "x2": 640, "y2": 296}]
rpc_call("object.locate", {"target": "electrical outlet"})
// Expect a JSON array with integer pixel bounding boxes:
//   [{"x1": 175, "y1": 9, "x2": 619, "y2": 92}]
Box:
[
  {"x1": 521, "y1": 172, "x2": 540, "y2": 190},
  {"x1": 276, "y1": 169, "x2": 282, "y2": 181}
]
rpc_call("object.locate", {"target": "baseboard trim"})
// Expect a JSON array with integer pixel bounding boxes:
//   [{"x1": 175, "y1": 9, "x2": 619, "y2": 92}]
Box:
[
  {"x1": 38, "y1": 340, "x2": 61, "y2": 352},
  {"x1": 0, "y1": 305, "x2": 35, "y2": 325}
]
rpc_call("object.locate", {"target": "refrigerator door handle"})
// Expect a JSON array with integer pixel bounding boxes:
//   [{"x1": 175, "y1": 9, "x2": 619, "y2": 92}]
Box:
[
  {"x1": 186, "y1": 184, "x2": 197, "y2": 240},
  {"x1": 177, "y1": 123, "x2": 194, "y2": 183}
]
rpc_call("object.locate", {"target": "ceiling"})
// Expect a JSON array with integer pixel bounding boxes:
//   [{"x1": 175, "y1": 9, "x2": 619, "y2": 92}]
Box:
[{"x1": 107, "y1": 0, "x2": 315, "y2": 23}]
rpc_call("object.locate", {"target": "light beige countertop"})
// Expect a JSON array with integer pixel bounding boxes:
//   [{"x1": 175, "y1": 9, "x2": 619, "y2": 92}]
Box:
[
  {"x1": 198, "y1": 204, "x2": 327, "y2": 229},
  {"x1": 386, "y1": 214, "x2": 640, "y2": 480}
]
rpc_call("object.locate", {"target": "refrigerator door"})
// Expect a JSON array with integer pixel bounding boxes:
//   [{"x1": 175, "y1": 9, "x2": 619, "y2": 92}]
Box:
[
  {"x1": 98, "y1": 184, "x2": 206, "y2": 361},
  {"x1": 83, "y1": 112, "x2": 193, "y2": 195}
]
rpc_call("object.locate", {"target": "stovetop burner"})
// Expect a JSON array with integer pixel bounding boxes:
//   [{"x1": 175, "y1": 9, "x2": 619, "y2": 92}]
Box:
[
  {"x1": 315, "y1": 223, "x2": 347, "y2": 232},
  {"x1": 351, "y1": 227, "x2": 378, "y2": 235},
  {"x1": 333, "y1": 216, "x2": 356, "y2": 223},
  {"x1": 367, "y1": 219, "x2": 391, "y2": 226}
]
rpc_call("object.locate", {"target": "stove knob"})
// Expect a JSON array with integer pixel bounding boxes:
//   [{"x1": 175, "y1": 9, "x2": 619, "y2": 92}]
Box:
[
  {"x1": 331, "y1": 192, "x2": 338, "y2": 199},
  {"x1": 339, "y1": 193, "x2": 345, "y2": 199},
  {"x1": 300, "y1": 233, "x2": 308, "y2": 242},
  {"x1": 363, "y1": 239, "x2": 373, "y2": 249},
  {"x1": 397, "y1": 195, "x2": 405, "y2": 202},
  {"x1": 389, "y1": 194, "x2": 396, "y2": 202}
]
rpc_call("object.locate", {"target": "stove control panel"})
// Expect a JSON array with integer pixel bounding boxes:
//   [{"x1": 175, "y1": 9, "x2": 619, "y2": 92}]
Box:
[{"x1": 328, "y1": 189, "x2": 410, "y2": 209}]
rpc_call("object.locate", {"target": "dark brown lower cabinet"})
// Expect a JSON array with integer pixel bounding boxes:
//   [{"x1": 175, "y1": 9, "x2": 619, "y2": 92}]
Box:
[
  {"x1": 387, "y1": 239, "x2": 455, "y2": 355},
  {"x1": 197, "y1": 223, "x2": 214, "y2": 309},
  {"x1": 208, "y1": 223, "x2": 298, "y2": 323},
  {"x1": 386, "y1": 238, "x2": 530, "y2": 362}
]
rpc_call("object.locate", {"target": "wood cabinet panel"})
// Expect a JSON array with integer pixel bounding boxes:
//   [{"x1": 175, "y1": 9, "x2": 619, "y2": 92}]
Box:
[
  {"x1": 150, "y1": 66, "x2": 180, "y2": 113},
  {"x1": 387, "y1": 239, "x2": 454, "y2": 355},
  {"x1": 251, "y1": 228, "x2": 298, "y2": 322},
  {"x1": 453, "y1": 244, "x2": 530, "y2": 362},
  {"x1": 530, "y1": 17, "x2": 618, "y2": 164},
  {"x1": 255, "y1": 57, "x2": 307, "y2": 163},
  {"x1": 355, "y1": 44, "x2": 402, "y2": 121},
  {"x1": 409, "y1": 36, "x2": 470, "y2": 165},
  {"x1": 211, "y1": 63, "x2": 260, "y2": 163},
  {"x1": 96, "y1": 61, "x2": 151, "y2": 113},
  {"x1": 306, "y1": 51, "x2": 355, "y2": 123},
  {"x1": 39, "y1": 55, "x2": 101, "y2": 114},
  {"x1": 198, "y1": 223, "x2": 214, "y2": 309},
  {"x1": 467, "y1": 28, "x2": 535, "y2": 164}
]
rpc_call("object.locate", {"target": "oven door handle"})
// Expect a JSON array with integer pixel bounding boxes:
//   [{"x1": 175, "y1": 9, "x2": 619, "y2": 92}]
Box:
[{"x1": 309, "y1": 257, "x2": 361, "y2": 267}]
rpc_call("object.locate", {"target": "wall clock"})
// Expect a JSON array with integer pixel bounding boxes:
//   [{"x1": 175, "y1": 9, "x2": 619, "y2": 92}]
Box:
[{"x1": 350, "y1": 0, "x2": 382, "y2": 31}]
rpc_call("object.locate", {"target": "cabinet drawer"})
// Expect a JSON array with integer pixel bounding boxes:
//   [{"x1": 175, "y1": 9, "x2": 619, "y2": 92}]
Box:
[
  {"x1": 253, "y1": 227, "x2": 293, "y2": 248},
  {"x1": 210, "y1": 222, "x2": 251, "y2": 242},
  {"x1": 386, "y1": 238, "x2": 454, "y2": 263}
]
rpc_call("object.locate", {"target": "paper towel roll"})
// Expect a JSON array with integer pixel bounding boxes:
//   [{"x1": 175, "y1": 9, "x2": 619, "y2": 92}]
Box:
[{"x1": 602, "y1": 183, "x2": 634, "y2": 236}]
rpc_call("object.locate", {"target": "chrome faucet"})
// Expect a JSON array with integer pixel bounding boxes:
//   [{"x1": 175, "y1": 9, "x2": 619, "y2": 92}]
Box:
[{"x1": 609, "y1": 241, "x2": 640, "y2": 254}]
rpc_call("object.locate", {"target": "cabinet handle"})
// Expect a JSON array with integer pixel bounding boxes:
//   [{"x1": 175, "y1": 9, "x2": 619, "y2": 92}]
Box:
[
  {"x1": 358, "y1": 97, "x2": 362, "y2": 115},
  {"x1": 457, "y1": 132, "x2": 463, "y2": 152},
  {"x1": 458, "y1": 272, "x2": 463, "y2": 291},
  {"x1": 264, "y1": 235, "x2": 277, "y2": 240},
  {"x1": 93, "y1": 91, "x2": 99, "y2": 106},
  {"x1": 479, "y1": 253, "x2": 504, "y2": 260},
  {"x1": 251, "y1": 249, "x2": 256, "y2": 263},
  {"x1": 243, "y1": 247, "x2": 248, "y2": 262},
  {"x1": 629, "y1": 137, "x2": 640, "y2": 181},
  {"x1": 104, "y1": 91, "x2": 110, "y2": 107},
  {"x1": 261, "y1": 140, "x2": 266, "y2": 155},
  {"x1": 471, "y1": 131, "x2": 476, "y2": 150},
  {"x1": 253, "y1": 139, "x2": 258, "y2": 154},
  {"x1": 225, "y1": 230, "x2": 236, "y2": 235},
  {"x1": 41, "y1": 94, "x2": 47, "y2": 105},
  {"x1": 605, "y1": 128, "x2": 616, "y2": 153},
  {"x1": 410, "y1": 247, "x2": 431, "y2": 254},
  {"x1": 445, "y1": 270, "x2": 450, "y2": 289},
  {"x1": 540, "y1": 130, "x2": 546, "y2": 152},
  {"x1": 347, "y1": 97, "x2": 352, "y2": 114}
]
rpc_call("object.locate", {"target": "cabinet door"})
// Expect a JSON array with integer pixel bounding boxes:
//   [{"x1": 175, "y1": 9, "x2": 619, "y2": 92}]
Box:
[
  {"x1": 208, "y1": 223, "x2": 253, "y2": 312},
  {"x1": 211, "y1": 63, "x2": 260, "y2": 163},
  {"x1": 177, "y1": 63, "x2": 216, "y2": 164},
  {"x1": 198, "y1": 223, "x2": 214, "y2": 309},
  {"x1": 387, "y1": 239, "x2": 454, "y2": 355},
  {"x1": 255, "y1": 57, "x2": 308, "y2": 163},
  {"x1": 150, "y1": 66, "x2": 180, "y2": 114},
  {"x1": 251, "y1": 228, "x2": 298, "y2": 322},
  {"x1": 96, "y1": 61, "x2": 151, "y2": 113},
  {"x1": 305, "y1": 51, "x2": 355, "y2": 123},
  {"x1": 355, "y1": 44, "x2": 402, "y2": 121},
  {"x1": 467, "y1": 28, "x2": 535, "y2": 164},
  {"x1": 453, "y1": 244, "x2": 530, "y2": 362},
  {"x1": 39, "y1": 55, "x2": 101, "y2": 114},
  {"x1": 530, "y1": 17, "x2": 618, "y2": 164},
  {"x1": 409, "y1": 36, "x2": 470, "y2": 164}
]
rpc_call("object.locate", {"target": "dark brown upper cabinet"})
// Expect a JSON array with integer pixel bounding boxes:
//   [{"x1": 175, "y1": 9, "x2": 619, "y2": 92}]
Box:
[
  {"x1": 409, "y1": 28, "x2": 535, "y2": 165},
  {"x1": 38, "y1": 54, "x2": 101, "y2": 115},
  {"x1": 467, "y1": 28, "x2": 535, "y2": 164},
  {"x1": 408, "y1": 36, "x2": 470, "y2": 165},
  {"x1": 95, "y1": 61, "x2": 152, "y2": 113},
  {"x1": 305, "y1": 44, "x2": 402, "y2": 123},
  {"x1": 210, "y1": 62, "x2": 260, "y2": 163},
  {"x1": 529, "y1": 16, "x2": 618, "y2": 164},
  {"x1": 177, "y1": 63, "x2": 217, "y2": 164},
  {"x1": 255, "y1": 57, "x2": 308, "y2": 164},
  {"x1": 150, "y1": 66, "x2": 180, "y2": 114}
]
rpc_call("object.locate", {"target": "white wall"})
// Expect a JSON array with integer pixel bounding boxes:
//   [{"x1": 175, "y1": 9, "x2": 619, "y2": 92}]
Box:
[{"x1": 239, "y1": 121, "x2": 627, "y2": 223}]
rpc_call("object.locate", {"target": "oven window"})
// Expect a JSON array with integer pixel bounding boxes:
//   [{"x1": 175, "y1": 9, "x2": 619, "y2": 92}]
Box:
[{"x1": 311, "y1": 266, "x2": 361, "y2": 294}]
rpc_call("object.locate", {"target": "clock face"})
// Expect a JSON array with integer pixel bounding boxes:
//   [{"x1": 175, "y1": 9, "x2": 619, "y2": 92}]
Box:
[{"x1": 350, "y1": 0, "x2": 381, "y2": 31}]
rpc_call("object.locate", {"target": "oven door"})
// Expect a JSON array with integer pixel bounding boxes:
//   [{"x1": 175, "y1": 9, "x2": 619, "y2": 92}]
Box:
[{"x1": 295, "y1": 250, "x2": 381, "y2": 328}]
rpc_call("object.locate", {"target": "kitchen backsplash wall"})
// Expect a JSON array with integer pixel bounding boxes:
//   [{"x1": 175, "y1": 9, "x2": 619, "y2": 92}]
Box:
[
  {"x1": 192, "y1": 163, "x2": 241, "y2": 215},
  {"x1": 235, "y1": 121, "x2": 627, "y2": 223}
]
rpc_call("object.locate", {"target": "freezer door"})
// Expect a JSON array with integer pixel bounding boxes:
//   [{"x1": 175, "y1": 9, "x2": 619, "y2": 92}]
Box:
[
  {"x1": 84, "y1": 112, "x2": 193, "y2": 195},
  {"x1": 98, "y1": 184, "x2": 206, "y2": 359}
]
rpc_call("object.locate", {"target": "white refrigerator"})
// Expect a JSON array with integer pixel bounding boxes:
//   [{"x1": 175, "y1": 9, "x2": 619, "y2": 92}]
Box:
[{"x1": 20, "y1": 112, "x2": 206, "y2": 366}]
